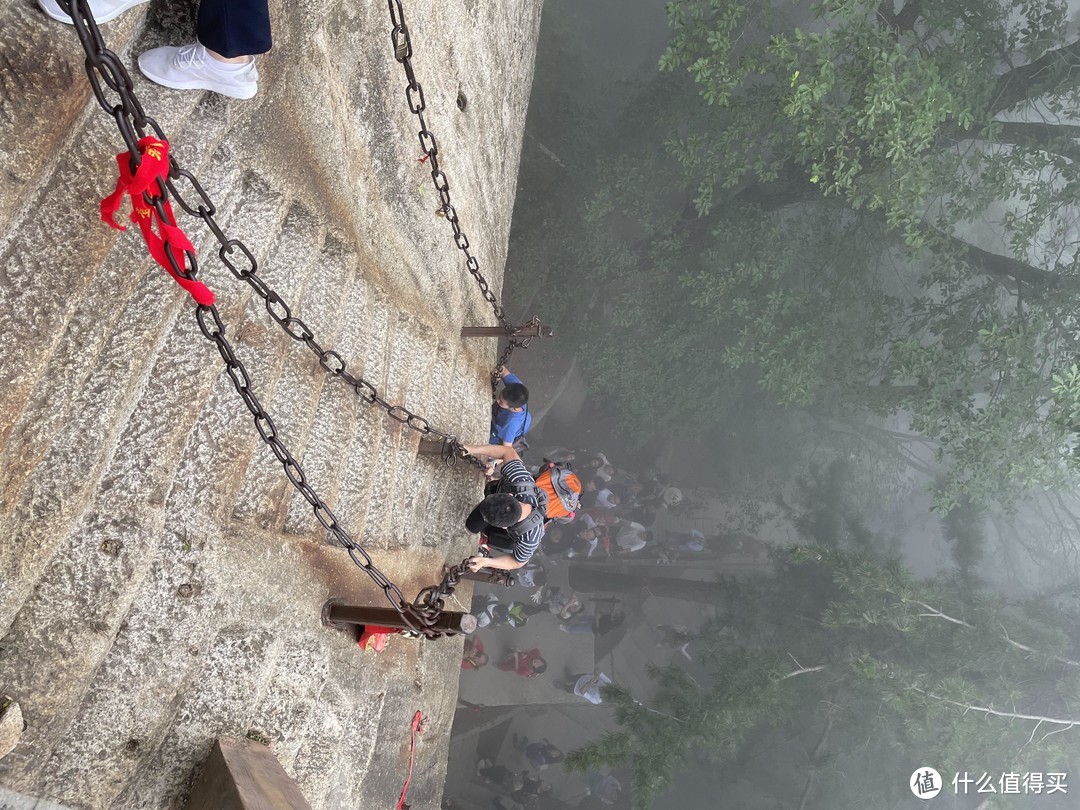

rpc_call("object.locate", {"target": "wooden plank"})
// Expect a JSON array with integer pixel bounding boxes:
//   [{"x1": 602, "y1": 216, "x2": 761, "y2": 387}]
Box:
[{"x1": 185, "y1": 737, "x2": 312, "y2": 810}]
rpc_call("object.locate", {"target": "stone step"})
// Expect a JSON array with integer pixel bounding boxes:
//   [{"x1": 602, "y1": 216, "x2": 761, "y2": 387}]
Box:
[
  {"x1": 0, "y1": 165, "x2": 247, "y2": 640},
  {"x1": 342, "y1": 309, "x2": 442, "y2": 556},
  {"x1": 228, "y1": 223, "x2": 353, "y2": 537},
  {"x1": 0, "y1": 142, "x2": 271, "y2": 790},
  {"x1": 34, "y1": 484, "x2": 366, "y2": 807},
  {"x1": 390, "y1": 318, "x2": 440, "y2": 550},
  {"x1": 148, "y1": 178, "x2": 295, "y2": 536},
  {"x1": 0, "y1": 0, "x2": 543, "y2": 806},
  {"x1": 399, "y1": 336, "x2": 455, "y2": 548},
  {"x1": 107, "y1": 624, "x2": 281, "y2": 809},
  {"x1": 0, "y1": 85, "x2": 238, "y2": 522},
  {"x1": 32, "y1": 524, "x2": 227, "y2": 808},
  {"x1": 0, "y1": 3, "x2": 265, "y2": 465},
  {"x1": 280, "y1": 239, "x2": 365, "y2": 538},
  {"x1": 227, "y1": 201, "x2": 327, "y2": 528},
  {"x1": 0, "y1": 2, "x2": 148, "y2": 238},
  {"x1": 424, "y1": 343, "x2": 488, "y2": 547},
  {"x1": 306, "y1": 684, "x2": 386, "y2": 809},
  {"x1": 320, "y1": 280, "x2": 393, "y2": 547},
  {"x1": 349, "y1": 640, "x2": 456, "y2": 809},
  {"x1": 243, "y1": 638, "x2": 331, "y2": 770}
]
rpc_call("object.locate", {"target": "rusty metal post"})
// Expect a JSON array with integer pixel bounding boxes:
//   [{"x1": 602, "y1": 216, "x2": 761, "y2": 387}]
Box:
[
  {"x1": 322, "y1": 602, "x2": 477, "y2": 635},
  {"x1": 460, "y1": 323, "x2": 554, "y2": 338}
]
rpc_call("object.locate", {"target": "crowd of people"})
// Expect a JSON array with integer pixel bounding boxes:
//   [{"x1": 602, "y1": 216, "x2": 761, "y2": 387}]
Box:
[
  {"x1": 462, "y1": 366, "x2": 690, "y2": 573},
  {"x1": 449, "y1": 368, "x2": 714, "y2": 808}
]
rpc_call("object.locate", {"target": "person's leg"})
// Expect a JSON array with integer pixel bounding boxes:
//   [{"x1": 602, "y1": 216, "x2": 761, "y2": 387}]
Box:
[
  {"x1": 554, "y1": 672, "x2": 586, "y2": 692},
  {"x1": 137, "y1": 0, "x2": 267, "y2": 99},
  {"x1": 197, "y1": 0, "x2": 272, "y2": 58}
]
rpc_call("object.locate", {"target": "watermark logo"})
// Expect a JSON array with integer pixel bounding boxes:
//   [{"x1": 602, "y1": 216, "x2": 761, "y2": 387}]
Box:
[{"x1": 911, "y1": 767, "x2": 943, "y2": 799}]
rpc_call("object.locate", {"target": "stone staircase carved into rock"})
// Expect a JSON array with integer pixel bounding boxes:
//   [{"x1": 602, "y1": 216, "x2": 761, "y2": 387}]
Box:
[{"x1": 0, "y1": 0, "x2": 543, "y2": 807}]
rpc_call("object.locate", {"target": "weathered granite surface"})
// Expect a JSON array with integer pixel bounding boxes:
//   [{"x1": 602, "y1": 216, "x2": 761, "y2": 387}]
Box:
[{"x1": 0, "y1": 0, "x2": 542, "y2": 807}]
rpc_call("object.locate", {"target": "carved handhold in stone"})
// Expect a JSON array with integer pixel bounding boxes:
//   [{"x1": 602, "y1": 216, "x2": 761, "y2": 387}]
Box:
[{"x1": 0, "y1": 697, "x2": 24, "y2": 759}]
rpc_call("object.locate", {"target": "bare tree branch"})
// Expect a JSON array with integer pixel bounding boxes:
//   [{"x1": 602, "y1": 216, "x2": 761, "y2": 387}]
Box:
[
  {"x1": 912, "y1": 687, "x2": 1080, "y2": 728},
  {"x1": 779, "y1": 665, "x2": 830, "y2": 680},
  {"x1": 796, "y1": 712, "x2": 835, "y2": 810},
  {"x1": 907, "y1": 600, "x2": 1080, "y2": 667},
  {"x1": 990, "y1": 38, "x2": 1080, "y2": 115}
]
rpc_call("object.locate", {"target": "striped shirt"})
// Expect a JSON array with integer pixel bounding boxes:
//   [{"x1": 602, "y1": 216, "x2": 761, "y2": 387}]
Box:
[{"x1": 500, "y1": 459, "x2": 545, "y2": 563}]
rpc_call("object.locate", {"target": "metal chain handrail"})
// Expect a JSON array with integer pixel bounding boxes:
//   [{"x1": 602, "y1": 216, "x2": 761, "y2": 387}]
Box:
[
  {"x1": 489, "y1": 317, "x2": 541, "y2": 397},
  {"x1": 384, "y1": 0, "x2": 511, "y2": 332},
  {"x1": 383, "y1": 1, "x2": 549, "y2": 399},
  {"x1": 166, "y1": 162, "x2": 487, "y2": 472},
  {"x1": 57, "y1": 0, "x2": 480, "y2": 636}
]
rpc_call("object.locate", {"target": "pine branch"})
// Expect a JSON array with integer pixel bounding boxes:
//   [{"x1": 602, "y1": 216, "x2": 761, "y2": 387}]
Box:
[
  {"x1": 911, "y1": 687, "x2": 1080, "y2": 727},
  {"x1": 779, "y1": 665, "x2": 829, "y2": 680},
  {"x1": 908, "y1": 600, "x2": 1080, "y2": 667},
  {"x1": 631, "y1": 697, "x2": 685, "y2": 723}
]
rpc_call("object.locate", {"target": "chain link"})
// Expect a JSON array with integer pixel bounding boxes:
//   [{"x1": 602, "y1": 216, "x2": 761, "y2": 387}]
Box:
[
  {"x1": 58, "y1": 0, "x2": 481, "y2": 638},
  {"x1": 384, "y1": 0, "x2": 513, "y2": 331}
]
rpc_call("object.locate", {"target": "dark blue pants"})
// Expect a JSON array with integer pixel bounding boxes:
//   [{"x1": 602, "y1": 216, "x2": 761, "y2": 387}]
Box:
[{"x1": 197, "y1": 0, "x2": 272, "y2": 58}]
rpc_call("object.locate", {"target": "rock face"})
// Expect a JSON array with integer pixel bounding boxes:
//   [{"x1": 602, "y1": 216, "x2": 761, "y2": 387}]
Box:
[{"x1": 0, "y1": 0, "x2": 542, "y2": 807}]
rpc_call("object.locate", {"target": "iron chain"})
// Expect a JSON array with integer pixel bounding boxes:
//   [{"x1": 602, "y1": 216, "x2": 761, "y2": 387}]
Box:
[
  {"x1": 385, "y1": 1, "x2": 551, "y2": 412},
  {"x1": 384, "y1": 0, "x2": 512, "y2": 331},
  {"x1": 58, "y1": 0, "x2": 481, "y2": 637}
]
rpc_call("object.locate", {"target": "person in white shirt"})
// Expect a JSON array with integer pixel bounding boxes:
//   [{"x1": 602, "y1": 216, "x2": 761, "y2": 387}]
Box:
[
  {"x1": 556, "y1": 669, "x2": 612, "y2": 704},
  {"x1": 615, "y1": 520, "x2": 651, "y2": 553},
  {"x1": 593, "y1": 488, "x2": 620, "y2": 509}
]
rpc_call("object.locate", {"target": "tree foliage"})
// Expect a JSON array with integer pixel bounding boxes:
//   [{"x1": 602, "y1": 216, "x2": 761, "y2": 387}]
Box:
[
  {"x1": 566, "y1": 545, "x2": 1080, "y2": 808},
  {"x1": 512, "y1": 0, "x2": 1080, "y2": 509}
]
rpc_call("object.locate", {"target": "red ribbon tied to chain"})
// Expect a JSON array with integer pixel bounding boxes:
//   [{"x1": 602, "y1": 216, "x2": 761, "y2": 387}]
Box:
[{"x1": 100, "y1": 136, "x2": 215, "y2": 306}]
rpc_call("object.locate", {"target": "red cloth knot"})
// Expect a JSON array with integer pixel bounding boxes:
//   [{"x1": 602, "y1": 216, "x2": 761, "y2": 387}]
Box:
[{"x1": 101, "y1": 136, "x2": 215, "y2": 306}]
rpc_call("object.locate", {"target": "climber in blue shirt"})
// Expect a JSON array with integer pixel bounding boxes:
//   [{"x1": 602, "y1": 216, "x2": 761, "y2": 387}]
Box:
[{"x1": 490, "y1": 366, "x2": 532, "y2": 447}]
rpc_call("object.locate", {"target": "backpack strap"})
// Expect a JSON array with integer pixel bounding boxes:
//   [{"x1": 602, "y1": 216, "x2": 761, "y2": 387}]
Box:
[
  {"x1": 506, "y1": 506, "x2": 545, "y2": 540},
  {"x1": 500, "y1": 478, "x2": 535, "y2": 498},
  {"x1": 495, "y1": 471, "x2": 547, "y2": 537}
]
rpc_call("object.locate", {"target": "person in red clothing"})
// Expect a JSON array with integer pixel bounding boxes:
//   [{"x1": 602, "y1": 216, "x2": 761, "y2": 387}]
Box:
[
  {"x1": 461, "y1": 637, "x2": 488, "y2": 670},
  {"x1": 495, "y1": 647, "x2": 547, "y2": 677}
]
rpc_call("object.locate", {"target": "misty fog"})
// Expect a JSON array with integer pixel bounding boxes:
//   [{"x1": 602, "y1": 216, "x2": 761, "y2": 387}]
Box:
[{"x1": 443, "y1": 0, "x2": 1080, "y2": 808}]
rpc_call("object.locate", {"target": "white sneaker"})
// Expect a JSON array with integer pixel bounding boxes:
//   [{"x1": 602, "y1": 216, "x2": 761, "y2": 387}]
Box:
[
  {"x1": 138, "y1": 42, "x2": 258, "y2": 100},
  {"x1": 38, "y1": 0, "x2": 149, "y2": 24}
]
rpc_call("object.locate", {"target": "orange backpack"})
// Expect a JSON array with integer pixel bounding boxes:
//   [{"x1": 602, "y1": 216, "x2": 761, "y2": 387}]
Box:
[{"x1": 535, "y1": 462, "x2": 582, "y2": 523}]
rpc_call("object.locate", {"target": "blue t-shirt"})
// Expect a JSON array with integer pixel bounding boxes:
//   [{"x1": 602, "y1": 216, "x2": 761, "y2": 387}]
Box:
[{"x1": 490, "y1": 372, "x2": 532, "y2": 444}]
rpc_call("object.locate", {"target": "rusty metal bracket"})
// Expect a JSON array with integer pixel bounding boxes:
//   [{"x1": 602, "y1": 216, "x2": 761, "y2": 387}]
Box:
[
  {"x1": 461, "y1": 320, "x2": 553, "y2": 339},
  {"x1": 322, "y1": 601, "x2": 476, "y2": 636}
]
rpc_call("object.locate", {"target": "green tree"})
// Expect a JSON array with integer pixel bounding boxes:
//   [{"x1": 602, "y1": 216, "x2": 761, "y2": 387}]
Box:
[
  {"x1": 657, "y1": 0, "x2": 1080, "y2": 510},
  {"x1": 512, "y1": 0, "x2": 1080, "y2": 509},
  {"x1": 567, "y1": 545, "x2": 1080, "y2": 808}
]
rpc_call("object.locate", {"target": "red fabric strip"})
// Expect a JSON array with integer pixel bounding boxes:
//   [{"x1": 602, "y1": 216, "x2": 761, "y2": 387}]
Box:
[{"x1": 101, "y1": 137, "x2": 214, "y2": 306}]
